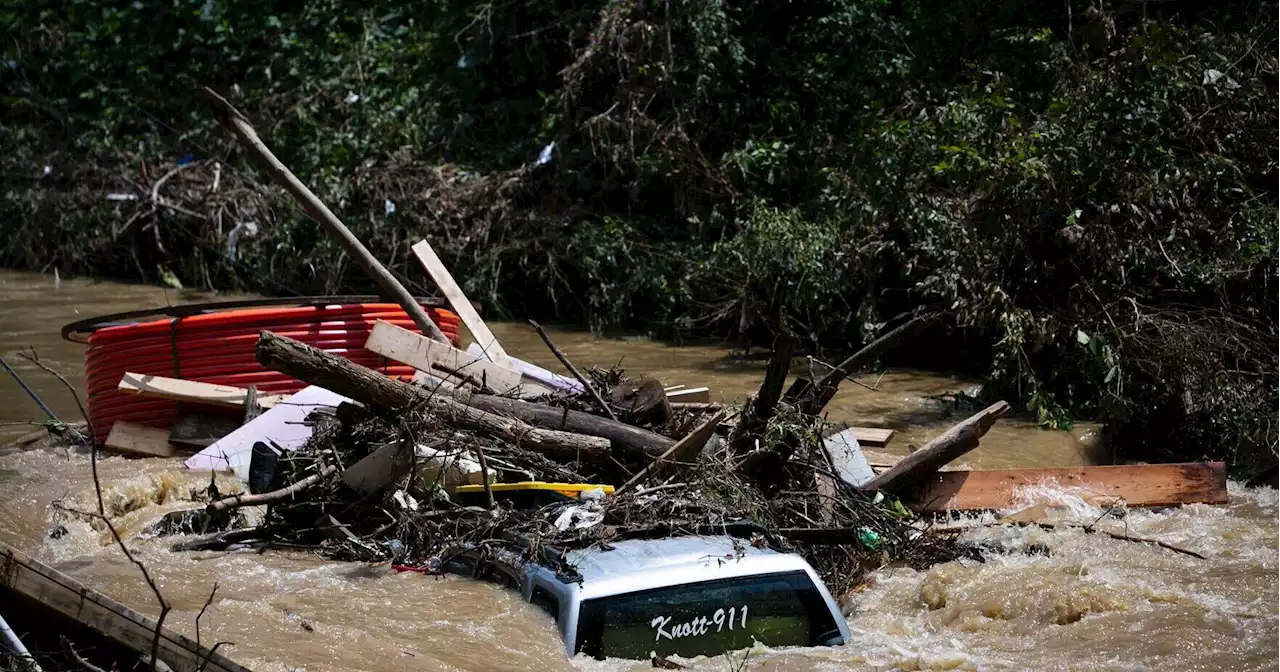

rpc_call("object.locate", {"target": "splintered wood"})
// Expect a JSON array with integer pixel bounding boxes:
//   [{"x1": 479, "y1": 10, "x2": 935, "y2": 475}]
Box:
[
  {"x1": 365, "y1": 320, "x2": 523, "y2": 393},
  {"x1": 907, "y1": 462, "x2": 1229, "y2": 512}
]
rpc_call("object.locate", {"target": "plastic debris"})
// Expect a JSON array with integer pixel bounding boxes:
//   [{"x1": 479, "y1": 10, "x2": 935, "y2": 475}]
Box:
[
  {"x1": 385, "y1": 199, "x2": 396, "y2": 215},
  {"x1": 1202, "y1": 69, "x2": 1240, "y2": 89},
  {"x1": 535, "y1": 141, "x2": 556, "y2": 167},
  {"x1": 345, "y1": 91, "x2": 360, "y2": 104},
  {"x1": 553, "y1": 501, "x2": 605, "y2": 531},
  {"x1": 226, "y1": 220, "x2": 259, "y2": 260}
]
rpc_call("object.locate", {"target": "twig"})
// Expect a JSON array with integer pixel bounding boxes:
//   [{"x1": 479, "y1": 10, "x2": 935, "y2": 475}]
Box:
[
  {"x1": 193, "y1": 642, "x2": 234, "y2": 672},
  {"x1": 528, "y1": 320, "x2": 618, "y2": 422},
  {"x1": 473, "y1": 444, "x2": 495, "y2": 510},
  {"x1": 195, "y1": 583, "x2": 219, "y2": 648},
  {"x1": 207, "y1": 464, "x2": 337, "y2": 512},
  {"x1": 53, "y1": 501, "x2": 171, "y2": 670},
  {"x1": 60, "y1": 636, "x2": 108, "y2": 672},
  {"x1": 16, "y1": 349, "x2": 93, "y2": 440},
  {"x1": 431, "y1": 361, "x2": 487, "y2": 391},
  {"x1": 1033, "y1": 522, "x2": 1207, "y2": 560}
]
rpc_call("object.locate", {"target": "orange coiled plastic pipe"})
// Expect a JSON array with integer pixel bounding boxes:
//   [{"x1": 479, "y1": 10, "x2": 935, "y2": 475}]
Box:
[{"x1": 84, "y1": 303, "x2": 459, "y2": 444}]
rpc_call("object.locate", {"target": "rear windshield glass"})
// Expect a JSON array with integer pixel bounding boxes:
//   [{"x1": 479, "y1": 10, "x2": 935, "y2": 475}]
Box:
[{"x1": 575, "y1": 570, "x2": 842, "y2": 660}]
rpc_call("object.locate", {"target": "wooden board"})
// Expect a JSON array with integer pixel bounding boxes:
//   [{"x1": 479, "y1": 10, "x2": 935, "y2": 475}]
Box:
[
  {"x1": 849, "y1": 427, "x2": 894, "y2": 447},
  {"x1": 119, "y1": 372, "x2": 283, "y2": 409},
  {"x1": 616, "y1": 411, "x2": 727, "y2": 495},
  {"x1": 104, "y1": 421, "x2": 175, "y2": 457},
  {"x1": 366, "y1": 320, "x2": 523, "y2": 393},
  {"x1": 169, "y1": 413, "x2": 243, "y2": 448},
  {"x1": 666, "y1": 387, "x2": 711, "y2": 403},
  {"x1": 411, "y1": 239, "x2": 511, "y2": 368},
  {"x1": 0, "y1": 541, "x2": 252, "y2": 672},
  {"x1": 908, "y1": 462, "x2": 1228, "y2": 512}
]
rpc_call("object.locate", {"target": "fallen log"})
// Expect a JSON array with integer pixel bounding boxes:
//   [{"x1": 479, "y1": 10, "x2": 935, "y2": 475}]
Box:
[
  {"x1": 907, "y1": 462, "x2": 1228, "y2": 512},
  {"x1": 447, "y1": 389, "x2": 673, "y2": 459},
  {"x1": 426, "y1": 392, "x2": 610, "y2": 461},
  {"x1": 861, "y1": 401, "x2": 1009, "y2": 494},
  {"x1": 256, "y1": 331, "x2": 655, "y2": 458}
]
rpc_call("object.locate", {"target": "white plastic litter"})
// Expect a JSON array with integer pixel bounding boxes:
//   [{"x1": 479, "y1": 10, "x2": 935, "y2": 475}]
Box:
[
  {"x1": 184, "y1": 385, "x2": 350, "y2": 480},
  {"x1": 414, "y1": 444, "x2": 488, "y2": 490},
  {"x1": 553, "y1": 502, "x2": 604, "y2": 531}
]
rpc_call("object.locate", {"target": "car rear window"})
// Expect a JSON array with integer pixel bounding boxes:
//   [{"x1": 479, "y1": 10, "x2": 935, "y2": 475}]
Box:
[{"x1": 575, "y1": 570, "x2": 842, "y2": 660}]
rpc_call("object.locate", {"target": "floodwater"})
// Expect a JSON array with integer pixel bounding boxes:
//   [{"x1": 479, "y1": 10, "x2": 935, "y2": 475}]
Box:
[{"x1": 1, "y1": 269, "x2": 1276, "y2": 671}]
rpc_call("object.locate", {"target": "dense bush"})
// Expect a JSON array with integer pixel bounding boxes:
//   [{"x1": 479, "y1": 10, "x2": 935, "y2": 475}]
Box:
[{"x1": 2, "y1": 0, "x2": 1275, "y2": 470}]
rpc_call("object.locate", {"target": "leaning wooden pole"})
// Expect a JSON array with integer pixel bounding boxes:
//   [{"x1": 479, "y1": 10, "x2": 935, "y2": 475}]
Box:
[
  {"x1": 860, "y1": 400, "x2": 1010, "y2": 494},
  {"x1": 201, "y1": 86, "x2": 448, "y2": 343}
]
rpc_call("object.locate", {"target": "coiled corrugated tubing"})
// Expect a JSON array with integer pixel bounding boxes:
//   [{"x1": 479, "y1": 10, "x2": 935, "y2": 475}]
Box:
[{"x1": 85, "y1": 304, "x2": 459, "y2": 444}]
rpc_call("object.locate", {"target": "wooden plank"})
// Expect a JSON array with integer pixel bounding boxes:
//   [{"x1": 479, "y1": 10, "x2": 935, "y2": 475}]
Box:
[
  {"x1": 616, "y1": 411, "x2": 726, "y2": 495},
  {"x1": 823, "y1": 427, "x2": 875, "y2": 487},
  {"x1": 666, "y1": 387, "x2": 710, "y2": 403},
  {"x1": 169, "y1": 413, "x2": 242, "y2": 448},
  {"x1": 410, "y1": 239, "x2": 511, "y2": 368},
  {"x1": 908, "y1": 462, "x2": 1228, "y2": 512},
  {"x1": 104, "y1": 422, "x2": 175, "y2": 458},
  {"x1": 849, "y1": 427, "x2": 894, "y2": 447},
  {"x1": 118, "y1": 372, "x2": 283, "y2": 409},
  {"x1": 0, "y1": 541, "x2": 251, "y2": 672},
  {"x1": 366, "y1": 320, "x2": 522, "y2": 393}
]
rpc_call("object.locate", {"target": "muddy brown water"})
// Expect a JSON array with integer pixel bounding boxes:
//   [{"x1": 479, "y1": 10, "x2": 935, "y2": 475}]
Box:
[{"x1": 1, "y1": 269, "x2": 1275, "y2": 671}]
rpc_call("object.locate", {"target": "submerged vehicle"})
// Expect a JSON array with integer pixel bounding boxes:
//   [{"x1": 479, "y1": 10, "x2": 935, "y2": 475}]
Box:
[{"x1": 515, "y1": 535, "x2": 851, "y2": 660}]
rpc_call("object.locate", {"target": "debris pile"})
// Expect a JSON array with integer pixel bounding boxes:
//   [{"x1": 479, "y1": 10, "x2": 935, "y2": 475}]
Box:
[{"x1": 178, "y1": 326, "x2": 967, "y2": 594}]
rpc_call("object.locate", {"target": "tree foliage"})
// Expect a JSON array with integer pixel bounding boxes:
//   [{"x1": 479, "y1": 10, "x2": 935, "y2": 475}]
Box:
[{"x1": 1, "y1": 0, "x2": 1275, "y2": 469}]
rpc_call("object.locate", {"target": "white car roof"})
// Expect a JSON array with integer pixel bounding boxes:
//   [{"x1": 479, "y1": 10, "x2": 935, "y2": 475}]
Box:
[{"x1": 564, "y1": 535, "x2": 817, "y2": 601}]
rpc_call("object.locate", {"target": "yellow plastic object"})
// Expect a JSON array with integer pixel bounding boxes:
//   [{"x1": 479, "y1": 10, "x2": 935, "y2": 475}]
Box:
[{"x1": 453, "y1": 481, "x2": 615, "y2": 499}]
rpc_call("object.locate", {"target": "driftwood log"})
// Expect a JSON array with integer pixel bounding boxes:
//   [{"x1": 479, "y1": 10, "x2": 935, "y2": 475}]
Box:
[
  {"x1": 446, "y1": 389, "x2": 674, "y2": 459},
  {"x1": 426, "y1": 390, "x2": 610, "y2": 461},
  {"x1": 208, "y1": 464, "x2": 337, "y2": 513},
  {"x1": 256, "y1": 331, "x2": 662, "y2": 458},
  {"x1": 861, "y1": 400, "x2": 1010, "y2": 494}
]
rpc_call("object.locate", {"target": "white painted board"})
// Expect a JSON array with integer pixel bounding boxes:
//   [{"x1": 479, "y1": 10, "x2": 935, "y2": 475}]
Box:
[
  {"x1": 823, "y1": 427, "x2": 875, "y2": 488},
  {"x1": 465, "y1": 343, "x2": 583, "y2": 394},
  {"x1": 183, "y1": 385, "x2": 351, "y2": 480}
]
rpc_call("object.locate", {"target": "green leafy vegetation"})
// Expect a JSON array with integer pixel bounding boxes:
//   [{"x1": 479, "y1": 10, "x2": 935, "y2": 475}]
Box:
[{"x1": 1, "y1": 0, "x2": 1275, "y2": 471}]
